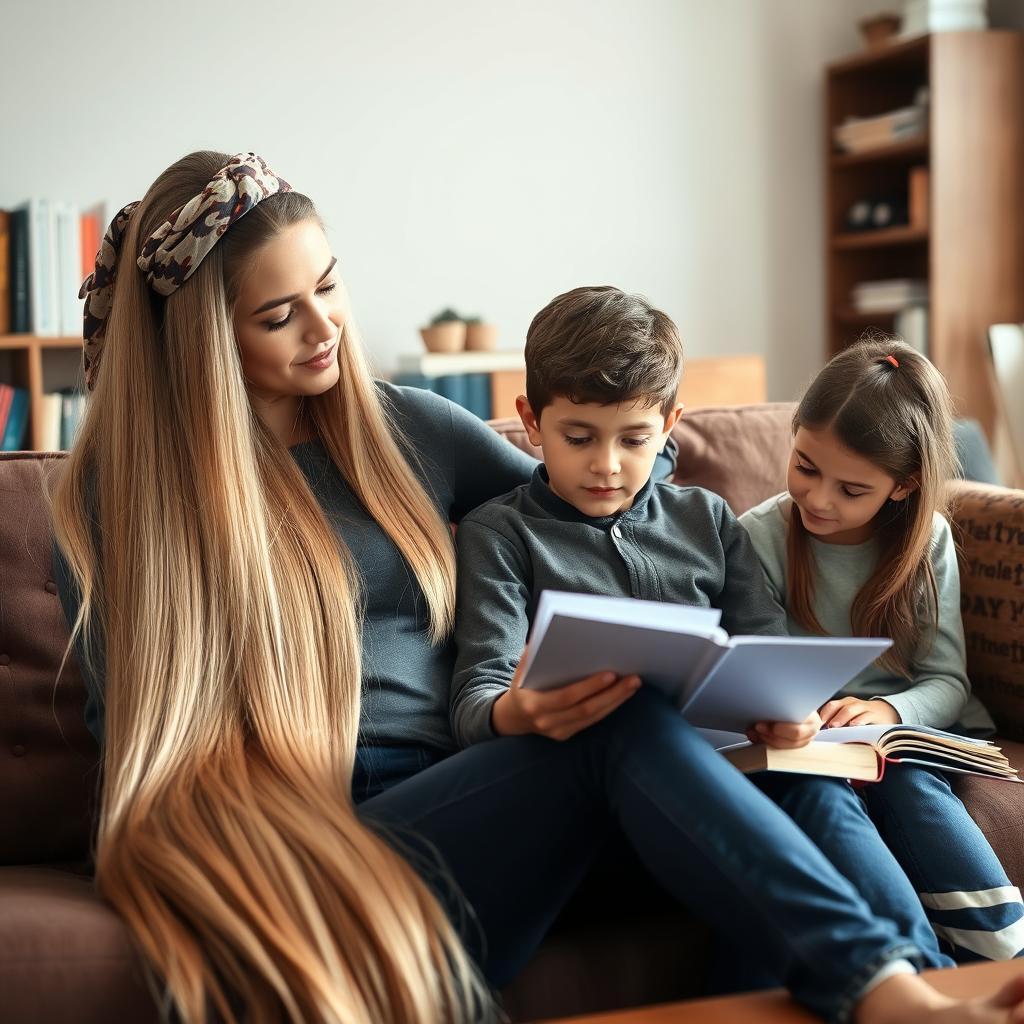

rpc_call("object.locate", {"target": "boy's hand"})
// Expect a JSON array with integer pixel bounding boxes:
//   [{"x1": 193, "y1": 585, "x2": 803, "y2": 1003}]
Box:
[
  {"x1": 747, "y1": 709, "x2": 822, "y2": 749},
  {"x1": 819, "y1": 696, "x2": 901, "y2": 729},
  {"x1": 491, "y1": 650, "x2": 641, "y2": 741}
]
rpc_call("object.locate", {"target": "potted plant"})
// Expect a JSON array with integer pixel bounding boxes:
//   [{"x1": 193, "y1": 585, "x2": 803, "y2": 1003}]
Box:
[
  {"x1": 464, "y1": 315, "x2": 498, "y2": 351},
  {"x1": 420, "y1": 308, "x2": 467, "y2": 353}
]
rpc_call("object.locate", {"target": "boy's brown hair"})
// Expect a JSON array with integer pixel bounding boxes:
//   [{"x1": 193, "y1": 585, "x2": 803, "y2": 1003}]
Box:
[{"x1": 525, "y1": 286, "x2": 683, "y2": 418}]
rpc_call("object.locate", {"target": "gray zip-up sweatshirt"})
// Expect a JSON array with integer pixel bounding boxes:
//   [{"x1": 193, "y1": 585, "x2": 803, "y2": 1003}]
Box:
[{"x1": 450, "y1": 466, "x2": 787, "y2": 747}]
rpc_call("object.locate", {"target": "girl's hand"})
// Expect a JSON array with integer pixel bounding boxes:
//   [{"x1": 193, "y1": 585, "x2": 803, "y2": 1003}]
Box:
[
  {"x1": 747, "y1": 709, "x2": 822, "y2": 749},
  {"x1": 491, "y1": 649, "x2": 641, "y2": 741},
  {"x1": 819, "y1": 696, "x2": 901, "y2": 729}
]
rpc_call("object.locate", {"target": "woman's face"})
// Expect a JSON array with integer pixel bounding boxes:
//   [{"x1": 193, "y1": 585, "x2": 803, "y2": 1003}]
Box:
[{"x1": 233, "y1": 220, "x2": 346, "y2": 401}]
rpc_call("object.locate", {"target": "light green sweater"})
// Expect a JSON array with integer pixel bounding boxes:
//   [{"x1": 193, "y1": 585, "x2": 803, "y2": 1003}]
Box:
[{"x1": 739, "y1": 493, "x2": 995, "y2": 736}]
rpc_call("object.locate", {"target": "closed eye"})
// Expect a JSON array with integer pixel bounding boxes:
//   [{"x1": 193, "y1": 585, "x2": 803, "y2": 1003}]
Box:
[
  {"x1": 624, "y1": 437, "x2": 650, "y2": 448},
  {"x1": 264, "y1": 283, "x2": 338, "y2": 332},
  {"x1": 565, "y1": 435, "x2": 591, "y2": 446}
]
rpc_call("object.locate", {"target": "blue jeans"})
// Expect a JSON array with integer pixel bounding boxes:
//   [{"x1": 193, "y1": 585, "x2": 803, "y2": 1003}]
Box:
[
  {"x1": 862, "y1": 764, "x2": 1024, "y2": 962},
  {"x1": 753, "y1": 772, "x2": 954, "y2": 971},
  {"x1": 356, "y1": 689, "x2": 924, "y2": 1023}
]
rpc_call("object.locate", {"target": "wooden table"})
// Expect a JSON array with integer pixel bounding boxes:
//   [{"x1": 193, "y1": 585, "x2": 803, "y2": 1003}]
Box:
[{"x1": 540, "y1": 960, "x2": 1024, "y2": 1023}]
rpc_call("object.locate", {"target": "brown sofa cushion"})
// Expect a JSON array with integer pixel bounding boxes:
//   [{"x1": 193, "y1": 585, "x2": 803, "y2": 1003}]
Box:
[
  {"x1": 949, "y1": 481, "x2": 1024, "y2": 742},
  {"x1": 0, "y1": 455, "x2": 98, "y2": 866},
  {"x1": 0, "y1": 866, "x2": 157, "y2": 1024}
]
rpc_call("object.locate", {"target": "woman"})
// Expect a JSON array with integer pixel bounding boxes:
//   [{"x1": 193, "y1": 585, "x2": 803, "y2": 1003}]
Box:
[{"x1": 52, "y1": 151, "x2": 1024, "y2": 1024}]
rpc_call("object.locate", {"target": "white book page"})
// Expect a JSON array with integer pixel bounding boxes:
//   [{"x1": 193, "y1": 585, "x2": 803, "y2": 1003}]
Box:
[{"x1": 815, "y1": 724, "x2": 993, "y2": 747}]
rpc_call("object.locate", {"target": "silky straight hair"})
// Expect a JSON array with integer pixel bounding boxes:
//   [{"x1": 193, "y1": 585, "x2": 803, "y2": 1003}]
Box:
[{"x1": 51, "y1": 151, "x2": 484, "y2": 1023}]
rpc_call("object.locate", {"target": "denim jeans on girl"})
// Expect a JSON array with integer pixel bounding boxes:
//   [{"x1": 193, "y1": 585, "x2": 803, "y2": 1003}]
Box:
[
  {"x1": 862, "y1": 764, "x2": 1024, "y2": 962},
  {"x1": 355, "y1": 688, "x2": 928, "y2": 1024}
]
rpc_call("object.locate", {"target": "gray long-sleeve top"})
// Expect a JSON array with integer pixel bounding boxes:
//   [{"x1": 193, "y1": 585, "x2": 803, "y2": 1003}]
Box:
[
  {"x1": 450, "y1": 465, "x2": 787, "y2": 747},
  {"x1": 739, "y1": 493, "x2": 995, "y2": 735}
]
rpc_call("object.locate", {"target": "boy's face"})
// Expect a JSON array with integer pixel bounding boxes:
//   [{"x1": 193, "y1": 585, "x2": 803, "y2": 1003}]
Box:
[{"x1": 517, "y1": 394, "x2": 683, "y2": 517}]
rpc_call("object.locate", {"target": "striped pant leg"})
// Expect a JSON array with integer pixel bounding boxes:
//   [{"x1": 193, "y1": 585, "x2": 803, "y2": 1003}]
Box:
[{"x1": 861, "y1": 763, "x2": 1024, "y2": 962}]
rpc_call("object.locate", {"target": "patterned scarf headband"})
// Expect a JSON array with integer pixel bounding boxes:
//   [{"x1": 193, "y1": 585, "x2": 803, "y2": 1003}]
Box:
[{"x1": 79, "y1": 152, "x2": 292, "y2": 390}]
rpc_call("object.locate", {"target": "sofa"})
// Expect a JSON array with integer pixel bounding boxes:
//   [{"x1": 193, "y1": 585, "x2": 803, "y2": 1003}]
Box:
[{"x1": 2, "y1": 402, "x2": 1022, "y2": 1024}]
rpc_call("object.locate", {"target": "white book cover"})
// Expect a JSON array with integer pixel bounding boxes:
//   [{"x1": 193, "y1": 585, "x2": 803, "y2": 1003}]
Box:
[
  {"x1": 55, "y1": 202, "x2": 82, "y2": 337},
  {"x1": 520, "y1": 591, "x2": 890, "y2": 734},
  {"x1": 17, "y1": 198, "x2": 58, "y2": 336}
]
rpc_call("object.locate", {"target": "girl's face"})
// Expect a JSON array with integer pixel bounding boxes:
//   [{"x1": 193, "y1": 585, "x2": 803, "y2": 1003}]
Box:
[
  {"x1": 233, "y1": 220, "x2": 346, "y2": 403},
  {"x1": 787, "y1": 425, "x2": 914, "y2": 545}
]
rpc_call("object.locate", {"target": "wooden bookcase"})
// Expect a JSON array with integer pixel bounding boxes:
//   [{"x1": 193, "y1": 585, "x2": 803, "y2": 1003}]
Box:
[
  {"x1": 0, "y1": 334, "x2": 83, "y2": 451},
  {"x1": 825, "y1": 31, "x2": 1024, "y2": 442}
]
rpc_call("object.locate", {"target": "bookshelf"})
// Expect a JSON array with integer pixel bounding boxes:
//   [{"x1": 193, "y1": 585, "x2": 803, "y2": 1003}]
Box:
[
  {"x1": 825, "y1": 31, "x2": 1024, "y2": 444},
  {"x1": 0, "y1": 335, "x2": 83, "y2": 451}
]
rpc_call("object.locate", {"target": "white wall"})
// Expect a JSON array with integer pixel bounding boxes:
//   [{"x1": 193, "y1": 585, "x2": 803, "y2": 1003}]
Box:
[{"x1": 2, "y1": 0, "x2": 892, "y2": 400}]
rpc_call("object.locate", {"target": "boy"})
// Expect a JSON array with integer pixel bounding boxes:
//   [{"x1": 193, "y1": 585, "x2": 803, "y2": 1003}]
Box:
[{"x1": 450, "y1": 285, "x2": 814, "y2": 748}]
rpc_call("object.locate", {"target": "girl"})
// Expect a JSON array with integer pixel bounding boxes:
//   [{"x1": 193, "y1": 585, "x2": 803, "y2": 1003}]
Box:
[
  {"x1": 741, "y1": 338, "x2": 1024, "y2": 965},
  {"x1": 51, "y1": 152, "x2": 1024, "y2": 1024}
]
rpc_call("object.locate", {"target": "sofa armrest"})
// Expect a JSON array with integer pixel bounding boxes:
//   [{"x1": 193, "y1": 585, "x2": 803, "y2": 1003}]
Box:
[{"x1": 948, "y1": 480, "x2": 1024, "y2": 740}]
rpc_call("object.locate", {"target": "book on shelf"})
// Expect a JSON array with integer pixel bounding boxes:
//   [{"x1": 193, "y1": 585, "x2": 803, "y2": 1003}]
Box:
[
  {"x1": 33, "y1": 388, "x2": 86, "y2": 452},
  {"x1": 2, "y1": 198, "x2": 104, "y2": 336},
  {"x1": 895, "y1": 305, "x2": 928, "y2": 355},
  {"x1": 834, "y1": 109, "x2": 926, "y2": 154},
  {"x1": 8, "y1": 207, "x2": 31, "y2": 333},
  {"x1": 0, "y1": 385, "x2": 30, "y2": 451},
  {"x1": 720, "y1": 724, "x2": 1020, "y2": 784},
  {"x1": 0, "y1": 211, "x2": 9, "y2": 334},
  {"x1": 518, "y1": 591, "x2": 891, "y2": 735},
  {"x1": 392, "y1": 368, "x2": 495, "y2": 419},
  {"x1": 852, "y1": 279, "x2": 928, "y2": 314}
]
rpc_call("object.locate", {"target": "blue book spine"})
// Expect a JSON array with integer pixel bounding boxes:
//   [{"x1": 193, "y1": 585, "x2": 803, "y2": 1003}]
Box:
[
  {"x1": 464, "y1": 373, "x2": 492, "y2": 419},
  {"x1": 433, "y1": 374, "x2": 469, "y2": 412},
  {"x1": 1, "y1": 389, "x2": 29, "y2": 450},
  {"x1": 9, "y1": 209, "x2": 30, "y2": 333}
]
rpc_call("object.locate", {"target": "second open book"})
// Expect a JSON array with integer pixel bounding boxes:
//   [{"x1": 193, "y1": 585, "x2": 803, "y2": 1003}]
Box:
[
  {"x1": 518, "y1": 591, "x2": 1019, "y2": 784},
  {"x1": 519, "y1": 591, "x2": 890, "y2": 735}
]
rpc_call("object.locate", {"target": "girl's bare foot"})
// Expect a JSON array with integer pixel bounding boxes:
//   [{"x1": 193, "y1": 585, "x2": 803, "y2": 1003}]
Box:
[{"x1": 855, "y1": 972, "x2": 1024, "y2": 1024}]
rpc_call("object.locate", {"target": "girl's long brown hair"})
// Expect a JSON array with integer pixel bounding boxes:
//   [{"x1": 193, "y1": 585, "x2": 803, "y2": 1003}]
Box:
[
  {"x1": 787, "y1": 338, "x2": 957, "y2": 677},
  {"x1": 50, "y1": 151, "x2": 484, "y2": 1023}
]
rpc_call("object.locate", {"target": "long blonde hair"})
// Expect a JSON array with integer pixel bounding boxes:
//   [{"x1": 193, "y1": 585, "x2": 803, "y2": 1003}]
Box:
[
  {"x1": 51, "y1": 151, "x2": 484, "y2": 1023},
  {"x1": 786, "y1": 338, "x2": 957, "y2": 677}
]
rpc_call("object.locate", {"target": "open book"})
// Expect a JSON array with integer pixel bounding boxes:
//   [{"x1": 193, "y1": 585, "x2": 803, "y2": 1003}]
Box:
[
  {"x1": 720, "y1": 724, "x2": 1021, "y2": 783},
  {"x1": 519, "y1": 591, "x2": 891, "y2": 735}
]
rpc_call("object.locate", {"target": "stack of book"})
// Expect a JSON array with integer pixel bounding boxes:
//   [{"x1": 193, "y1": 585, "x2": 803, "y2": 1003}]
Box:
[
  {"x1": 36, "y1": 388, "x2": 87, "y2": 451},
  {"x1": 0, "y1": 201, "x2": 103, "y2": 335},
  {"x1": 0, "y1": 384, "x2": 30, "y2": 450},
  {"x1": 852, "y1": 279, "x2": 928, "y2": 313},
  {"x1": 833, "y1": 98, "x2": 927, "y2": 154},
  {"x1": 392, "y1": 350, "x2": 526, "y2": 420}
]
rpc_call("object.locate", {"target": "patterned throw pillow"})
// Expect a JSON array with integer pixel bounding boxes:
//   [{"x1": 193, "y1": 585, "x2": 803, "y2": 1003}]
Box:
[{"x1": 950, "y1": 481, "x2": 1024, "y2": 741}]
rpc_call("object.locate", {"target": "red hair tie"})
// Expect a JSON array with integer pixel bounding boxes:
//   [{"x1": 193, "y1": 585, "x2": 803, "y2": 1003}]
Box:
[{"x1": 883, "y1": 354, "x2": 899, "y2": 368}]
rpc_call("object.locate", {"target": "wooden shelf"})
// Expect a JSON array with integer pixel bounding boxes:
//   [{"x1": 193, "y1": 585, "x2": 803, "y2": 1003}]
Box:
[
  {"x1": 0, "y1": 335, "x2": 81, "y2": 350},
  {"x1": 828, "y1": 34, "x2": 929, "y2": 76},
  {"x1": 831, "y1": 226, "x2": 928, "y2": 250},
  {"x1": 825, "y1": 30, "x2": 1024, "y2": 479},
  {"x1": 831, "y1": 135, "x2": 928, "y2": 167},
  {"x1": 0, "y1": 334, "x2": 83, "y2": 451}
]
